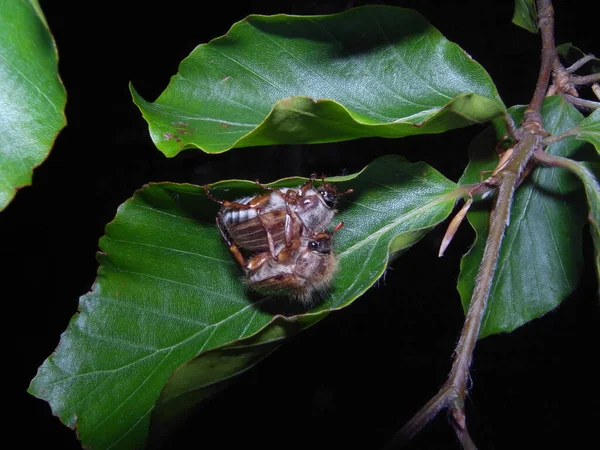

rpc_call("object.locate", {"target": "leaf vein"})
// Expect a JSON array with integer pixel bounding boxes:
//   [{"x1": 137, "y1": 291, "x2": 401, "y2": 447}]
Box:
[
  {"x1": 61, "y1": 371, "x2": 117, "y2": 416},
  {"x1": 77, "y1": 329, "x2": 159, "y2": 352},
  {"x1": 106, "y1": 266, "x2": 236, "y2": 302},
  {"x1": 306, "y1": 17, "x2": 434, "y2": 111},
  {"x1": 257, "y1": 32, "x2": 398, "y2": 120},
  {"x1": 344, "y1": 233, "x2": 381, "y2": 295},
  {"x1": 106, "y1": 406, "x2": 153, "y2": 450},
  {"x1": 370, "y1": 13, "x2": 453, "y2": 102},
  {"x1": 0, "y1": 51, "x2": 60, "y2": 114},
  {"x1": 208, "y1": 46, "x2": 287, "y2": 95},
  {"x1": 176, "y1": 73, "x2": 266, "y2": 117},
  {"x1": 88, "y1": 349, "x2": 174, "y2": 433},
  {"x1": 141, "y1": 101, "x2": 257, "y2": 127},
  {"x1": 97, "y1": 296, "x2": 210, "y2": 328},
  {"x1": 106, "y1": 237, "x2": 234, "y2": 265},
  {"x1": 238, "y1": 307, "x2": 259, "y2": 339},
  {"x1": 337, "y1": 191, "x2": 453, "y2": 257}
]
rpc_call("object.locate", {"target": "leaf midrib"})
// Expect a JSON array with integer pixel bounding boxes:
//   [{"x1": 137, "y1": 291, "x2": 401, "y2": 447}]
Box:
[{"x1": 338, "y1": 189, "x2": 455, "y2": 258}]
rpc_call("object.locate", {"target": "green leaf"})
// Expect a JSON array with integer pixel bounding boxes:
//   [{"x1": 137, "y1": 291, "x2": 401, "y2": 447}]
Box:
[
  {"x1": 132, "y1": 5, "x2": 506, "y2": 157},
  {"x1": 577, "y1": 109, "x2": 600, "y2": 153},
  {"x1": 545, "y1": 159, "x2": 599, "y2": 285},
  {"x1": 458, "y1": 96, "x2": 597, "y2": 338},
  {"x1": 147, "y1": 313, "x2": 321, "y2": 448},
  {"x1": 0, "y1": 0, "x2": 66, "y2": 211},
  {"x1": 512, "y1": 0, "x2": 537, "y2": 33},
  {"x1": 567, "y1": 162, "x2": 600, "y2": 283},
  {"x1": 29, "y1": 155, "x2": 458, "y2": 449}
]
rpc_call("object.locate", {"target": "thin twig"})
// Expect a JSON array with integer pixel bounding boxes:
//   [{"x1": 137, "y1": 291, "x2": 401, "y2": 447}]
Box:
[
  {"x1": 384, "y1": 1, "x2": 556, "y2": 448},
  {"x1": 533, "y1": 147, "x2": 598, "y2": 176},
  {"x1": 571, "y1": 73, "x2": 600, "y2": 85},
  {"x1": 504, "y1": 114, "x2": 519, "y2": 138},
  {"x1": 541, "y1": 127, "x2": 580, "y2": 146},
  {"x1": 562, "y1": 94, "x2": 600, "y2": 110},
  {"x1": 523, "y1": 0, "x2": 557, "y2": 131},
  {"x1": 566, "y1": 54, "x2": 597, "y2": 73},
  {"x1": 451, "y1": 406, "x2": 478, "y2": 450}
]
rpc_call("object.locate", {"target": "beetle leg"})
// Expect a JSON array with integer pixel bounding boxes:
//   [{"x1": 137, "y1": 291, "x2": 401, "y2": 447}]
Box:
[
  {"x1": 273, "y1": 243, "x2": 294, "y2": 263},
  {"x1": 299, "y1": 174, "x2": 316, "y2": 195},
  {"x1": 283, "y1": 203, "x2": 301, "y2": 247},
  {"x1": 203, "y1": 185, "x2": 225, "y2": 205},
  {"x1": 228, "y1": 243, "x2": 247, "y2": 267},
  {"x1": 246, "y1": 251, "x2": 272, "y2": 272},
  {"x1": 254, "y1": 179, "x2": 286, "y2": 197},
  {"x1": 203, "y1": 185, "x2": 256, "y2": 210},
  {"x1": 254, "y1": 207, "x2": 279, "y2": 261},
  {"x1": 216, "y1": 216, "x2": 247, "y2": 267}
]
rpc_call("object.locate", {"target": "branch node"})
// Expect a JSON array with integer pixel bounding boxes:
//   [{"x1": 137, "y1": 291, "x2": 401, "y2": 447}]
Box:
[{"x1": 550, "y1": 64, "x2": 578, "y2": 96}]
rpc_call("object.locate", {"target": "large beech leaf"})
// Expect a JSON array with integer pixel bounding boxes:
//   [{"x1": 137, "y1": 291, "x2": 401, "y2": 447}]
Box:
[
  {"x1": 458, "y1": 96, "x2": 597, "y2": 338},
  {"x1": 132, "y1": 5, "x2": 505, "y2": 157},
  {"x1": 0, "y1": 0, "x2": 66, "y2": 210},
  {"x1": 577, "y1": 109, "x2": 600, "y2": 153},
  {"x1": 512, "y1": 0, "x2": 537, "y2": 33},
  {"x1": 147, "y1": 312, "x2": 323, "y2": 449},
  {"x1": 29, "y1": 155, "x2": 459, "y2": 449}
]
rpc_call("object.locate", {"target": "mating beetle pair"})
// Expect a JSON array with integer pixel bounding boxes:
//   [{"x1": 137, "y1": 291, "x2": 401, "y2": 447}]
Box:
[{"x1": 204, "y1": 175, "x2": 352, "y2": 303}]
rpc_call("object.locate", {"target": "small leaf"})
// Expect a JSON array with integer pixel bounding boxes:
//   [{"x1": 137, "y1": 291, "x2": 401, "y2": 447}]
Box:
[
  {"x1": 0, "y1": 0, "x2": 66, "y2": 211},
  {"x1": 458, "y1": 96, "x2": 598, "y2": 338},
  {"x1": 29, "y1": 155, "x2": 458, "y2": 449},
  {"x1": 512, "y1": 0, "x2": 537, "y2": 33},
  {"x1": 577, "y1": 109, "x2": 600, "y2": 153},
  {"x1": 132, "y1": 5, "x2": 506, "y2": 157}
]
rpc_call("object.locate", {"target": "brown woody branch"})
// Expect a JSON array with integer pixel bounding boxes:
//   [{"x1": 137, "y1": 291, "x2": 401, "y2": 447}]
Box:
[
  {"x1": 385, "y1": 1, "x2": 559, "y2": 448},
  {"x1": 523, "y1": 0, "x2": 556, "y2": 133}
]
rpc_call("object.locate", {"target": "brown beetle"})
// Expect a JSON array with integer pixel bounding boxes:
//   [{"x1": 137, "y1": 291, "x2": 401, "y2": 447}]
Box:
[
  {"x1": 203, "y1": 175, "x2": 352, "y2": 268},
  {"x1": 244, "y1": 224, "x2": 343, "y2": 303}
]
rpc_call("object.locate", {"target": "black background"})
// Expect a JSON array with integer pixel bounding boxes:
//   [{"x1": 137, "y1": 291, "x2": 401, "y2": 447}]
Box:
[{"x1": 6, "y1": 1, "x2": 598, "y2": 449}]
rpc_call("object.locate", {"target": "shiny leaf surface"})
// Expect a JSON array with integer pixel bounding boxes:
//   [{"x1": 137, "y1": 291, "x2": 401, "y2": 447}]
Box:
[
  {"x1": 577, "y1": 109, "x2": 600, "y2": 153},
  {"x1": 458, "y1": 96, "x2": 597, "y2": 337},
  {"x1": 29, "y1": 155, "x2": 459, "y2": 449},
  {"x1": 0, "y1": 0, "x2": 66, "y2": 210},
  {"x1": 132, "y1": 6, "x2": 505, "y2": 156},
  {"x1": 512, "y1": 0, "x2": 537, "y2": 33}
]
